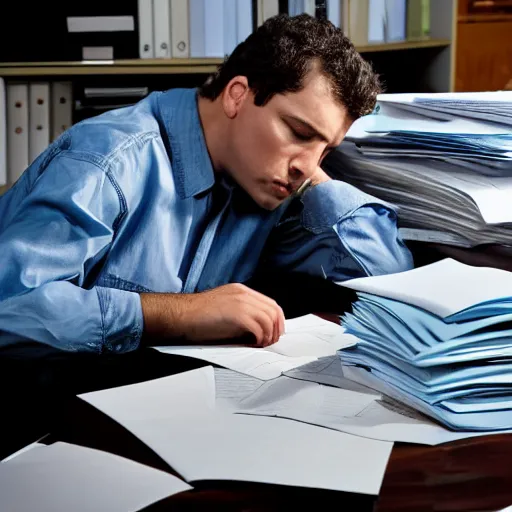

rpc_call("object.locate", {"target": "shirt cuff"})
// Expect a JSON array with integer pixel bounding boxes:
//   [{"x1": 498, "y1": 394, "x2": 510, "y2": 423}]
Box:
[
  {"x1": 96, "y1": 286, "x2": 143, "y2": 353},
  {"x1": 300, "y1": 180, "x2": 394, "y2": 234}
]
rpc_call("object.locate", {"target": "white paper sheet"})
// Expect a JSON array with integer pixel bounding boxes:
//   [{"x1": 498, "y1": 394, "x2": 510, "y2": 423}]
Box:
[
  {"x1": 80, "y1": 365, "x2": 393, "y2": 495},
  {"x1": 0, "y1": 442, "x2": 191, "y2": 512},
  {"x1": 342, "y1": 366, "x2": 512, "y2": 440},
  {"x1": 153, "y1": 314, "x2": 357, "y2": 380},
  {"x1": 237, "y1": 376, "x2": 378, "y2": 419},
  {"x1": 79, "y1": 366, "x2": 216, "y2": 422},
  {"x1": 252, "y1": 357, "x2": 508, "y2": 446},
  {"x1": 338, "y1": 258, "x2": 512, "y2": 319},
  {"x1": 1, "y1": 442, "x2": 45, "y2": 463},
  {"x1": 377, "y1": 91, "x2": 512, "y2": 105},
  {"x1": 284, "y1": 356, "x2": 381, "y2": 393},
  {"x1": 214, "y1": 368, "x2": 265, "y2": 405},
  {"x1": 112, "y1": 410, "x2": 392, "y2": 495}
]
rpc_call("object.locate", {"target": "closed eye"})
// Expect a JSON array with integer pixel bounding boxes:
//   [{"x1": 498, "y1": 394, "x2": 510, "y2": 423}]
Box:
[{"x1": 291, "y1": 127, "x2": 314, "y2": 142}]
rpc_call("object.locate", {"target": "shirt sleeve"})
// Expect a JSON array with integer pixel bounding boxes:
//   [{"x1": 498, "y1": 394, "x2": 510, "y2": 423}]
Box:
[
  {"x1": 261, "y1": 179, "x2": 414, "y2": 281},
  {"x1": 0, "y1": 153, "x2": 143, "y2": 353}
]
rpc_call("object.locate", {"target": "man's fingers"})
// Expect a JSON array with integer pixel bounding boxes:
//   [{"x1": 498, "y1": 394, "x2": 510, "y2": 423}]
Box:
[
  {"x1": 242, "y1": 316, "x2": 265, "y2": 346},
  {"x1": 243, "y1": 295, "x2": 282, "y2": 346},
  {"x1": 277, "y1": 304, "x2": 285, "y2": 337},
  {"x1": 243, "y1": 286, "x2": 285, "y2": 344}
]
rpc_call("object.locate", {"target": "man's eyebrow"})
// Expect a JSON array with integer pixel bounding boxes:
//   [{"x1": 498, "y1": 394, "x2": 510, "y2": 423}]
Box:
[{"x1": 284, "y1": 114, "x2": 333, "y2": 145}]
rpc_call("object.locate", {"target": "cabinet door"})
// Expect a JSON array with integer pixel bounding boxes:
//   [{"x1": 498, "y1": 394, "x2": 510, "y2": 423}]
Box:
[{"x1": 455, "y1": 20, "x2": 512, "y2": 91}]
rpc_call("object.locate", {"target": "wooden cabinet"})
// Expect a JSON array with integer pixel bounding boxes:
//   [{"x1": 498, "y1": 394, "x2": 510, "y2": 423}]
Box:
[{"x1": 455, "y1": 0, "x2": 512, "y2": 91}]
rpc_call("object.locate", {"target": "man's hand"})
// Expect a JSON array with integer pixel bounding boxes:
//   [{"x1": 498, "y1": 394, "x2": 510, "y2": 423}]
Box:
[
  {"x1": 309, "y1": 167, "x2": 331, "y2": 187},
  {"x1": 140, "y1": 283, "x2": 285, "y2": 347}
]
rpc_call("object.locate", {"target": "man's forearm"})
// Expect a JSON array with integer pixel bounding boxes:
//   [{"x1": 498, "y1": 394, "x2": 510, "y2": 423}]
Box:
[
  {"x1": 139, "y1": 292, "x2": 190, "y2": 341},
  {"x1": 139, "y1": 284, "x2": 286, "y2": 348}
]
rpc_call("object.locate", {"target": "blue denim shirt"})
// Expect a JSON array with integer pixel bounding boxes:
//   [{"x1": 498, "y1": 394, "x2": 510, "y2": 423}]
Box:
[{"x1": 0, "y1": 88, "x2": 413, "y2": 353}]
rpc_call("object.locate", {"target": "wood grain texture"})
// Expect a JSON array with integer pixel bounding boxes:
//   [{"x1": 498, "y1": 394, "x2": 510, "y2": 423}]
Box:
[
  {"x1": 455, "y1": 20, "x2": 512, "y2": 91},
  {"x1": 377, "y1": 434, "x2": 512, "y2": 512}
]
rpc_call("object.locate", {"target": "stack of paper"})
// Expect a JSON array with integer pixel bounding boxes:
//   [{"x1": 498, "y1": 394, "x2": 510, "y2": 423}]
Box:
[
  {"x1": 379, "y1": 91, "x2": 512, "y2": 126},
  {"x1": 322, "y1": 91, "x2": 512, "y2": 248},
  {"x1": 336, "y1": 258, "x2": 512, "y2": 431}
]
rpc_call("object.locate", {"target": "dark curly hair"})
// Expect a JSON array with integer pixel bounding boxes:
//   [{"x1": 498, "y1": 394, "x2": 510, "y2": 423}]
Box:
[{"x1": 199, "y1": 13, "x2": 382, "y2": 119}]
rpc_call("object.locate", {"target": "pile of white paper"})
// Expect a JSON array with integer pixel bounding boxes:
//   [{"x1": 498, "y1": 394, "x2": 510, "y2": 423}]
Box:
[
  {"x1": 336, "y1": 258, "x2": 512, "y2": 432},
  {"x1": 323, "y1": 91, "x2": 512, "y2": 248}
]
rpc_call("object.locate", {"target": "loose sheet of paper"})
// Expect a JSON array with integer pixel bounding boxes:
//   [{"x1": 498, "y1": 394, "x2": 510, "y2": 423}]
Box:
[
  {"x1": 0, "y1": 442, "x2": 191, "y2": 512},
  {"x1": 284, "y1": 356, "x2": 379, "y2": 392},
  {"x1": 277, "y1": 357, "x2": 510, "y2": 445},
  {"x1": 79, "y1": 366, "x2": 216, "y2": 423},
  {"x1": 153, "y1": 314, "x2": 357, "y2": 380},
  {"x1": 214, "y1": 368, "x2": 265, "y2": 407},
  {"x1": 342, "y1": 365, "x2": 512, "y2": 439},
  {"x1": 79, "y1": 365, "x2": 393, "y2": 495},
  {"x1": 1, "y1": 442, "x2": 45, "y2": 463},
  {"x1": 110, "y1": 410, "x2": 392, "y2": 495}
]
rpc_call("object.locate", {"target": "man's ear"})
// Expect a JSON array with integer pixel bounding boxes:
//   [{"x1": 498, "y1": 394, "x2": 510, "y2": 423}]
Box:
[{"x1": 222, "y1": 76, "x2": 250, "y2": 119}]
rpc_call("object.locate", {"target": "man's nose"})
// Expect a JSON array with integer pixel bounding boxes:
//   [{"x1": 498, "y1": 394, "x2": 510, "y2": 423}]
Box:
[{"x1": 289, "y1": 153, "x2": 319, "y2": 181}]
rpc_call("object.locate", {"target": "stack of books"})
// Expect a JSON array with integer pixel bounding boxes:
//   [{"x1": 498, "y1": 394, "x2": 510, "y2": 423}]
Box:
[{"x1": 336, "y1": 258, "x2": 512, "y2": 431}]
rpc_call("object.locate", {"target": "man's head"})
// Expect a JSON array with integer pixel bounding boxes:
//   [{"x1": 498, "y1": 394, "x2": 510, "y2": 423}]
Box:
[{"x1": 198, "y1": 14, "x2": 382, "y2": 210}]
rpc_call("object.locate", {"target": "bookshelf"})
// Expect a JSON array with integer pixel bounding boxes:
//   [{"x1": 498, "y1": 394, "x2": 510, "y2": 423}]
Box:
[
  {"x1": 0, "y1": 39, "x2": 453, "y2": 77},
  {"x1": 0, "y1": 0, "x2": 459, "y2": 194}
]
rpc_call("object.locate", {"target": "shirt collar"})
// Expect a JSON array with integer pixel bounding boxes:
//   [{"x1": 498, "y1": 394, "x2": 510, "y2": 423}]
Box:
[{"x1": 156, "y1": 88, "x2": 215, "y2": 199}]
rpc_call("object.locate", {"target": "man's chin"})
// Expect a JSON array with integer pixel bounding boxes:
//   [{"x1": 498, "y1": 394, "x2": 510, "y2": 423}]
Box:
[{"x1": 256, "y1": 195, "x2": 284, "y2": 211}]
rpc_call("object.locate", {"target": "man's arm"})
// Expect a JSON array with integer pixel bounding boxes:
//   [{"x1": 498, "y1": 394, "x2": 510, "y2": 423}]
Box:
[
  {"x1": 259, "y1": 173, "x2": 413, "y2": 283},
  {"x1": 0, "y1": 154, "x2": 143, "y2": 353},
  {"x1": 0, "y1": 154, "x2": 284, "y2": 353},
  {"x1": 140, "y1": 284, "x2": 284, "y2": 347}
]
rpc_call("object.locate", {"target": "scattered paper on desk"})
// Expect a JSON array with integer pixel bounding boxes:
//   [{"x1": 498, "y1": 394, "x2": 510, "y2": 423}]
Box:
[
  {"x1": 79, "y1": 365, "x2": 216, "y2": 422},
  {"x1": 109, "y1": 410, "x2": 393, "y2": 495},
  {"x1": 1, "y1": 442, "x2": 45, "y2": 463},
  {"x1": 79, "y1": 365, "x2": 393, "y2": 495},
  {"x1": 214, "y1": 367, "x2": 265, "y2": 407},
  {"x1": 282, "y1": 357, "x2": 511, "y2": 445},
  {"x1": 235, "y1": 375, "x2": 378, "y2": 419},
  {"x1": 153, "y1": 314, "x2": 356, "y2": 380},
  {"x1": 153, "y1": 345, "x2": 316, "y2": 380},
  {"x1": 0, "y1": 442, "x2": 191, "y2": 512}
]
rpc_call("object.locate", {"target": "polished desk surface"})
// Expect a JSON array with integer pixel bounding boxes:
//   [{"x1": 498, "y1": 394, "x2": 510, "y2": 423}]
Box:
[
  {"x1": 2, "y1": 343, "x2": 511, "y2": 512},
  {"x1": 1, "y1": 247, "x2": 512, "y2": 511}
]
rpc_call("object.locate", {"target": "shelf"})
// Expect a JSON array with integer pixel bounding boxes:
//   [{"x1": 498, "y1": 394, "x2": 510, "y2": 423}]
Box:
[
  {"x1": 458, "y1": 13, "x2": 512, "y2": 22},
  {"x1": 0, "y1": 40, "x2": 452, "y2": 76},
  {"x1": 356, "y1": 38, "x2": 452, "y2": 53},
  {"x1": 0, "y1": 58, "x2": 223, "y2": 76}
]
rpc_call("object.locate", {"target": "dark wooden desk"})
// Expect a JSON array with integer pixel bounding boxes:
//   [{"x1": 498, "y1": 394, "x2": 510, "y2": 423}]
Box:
[
  {"x1": 2, "y1": 266, "x2": 512, "y2": 511},
  {"x1": 5, "y1": 346, "x2": 509, "y2": 512}
]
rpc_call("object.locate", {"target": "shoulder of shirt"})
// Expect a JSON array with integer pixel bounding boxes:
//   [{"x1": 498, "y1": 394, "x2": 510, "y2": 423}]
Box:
[{"x1": 56, "y1": 92, "x2": 163, "y2": 172}]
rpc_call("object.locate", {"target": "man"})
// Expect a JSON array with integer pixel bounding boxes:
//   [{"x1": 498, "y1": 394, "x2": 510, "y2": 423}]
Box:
[{"x1": 0, "y1": 14, "x2": 413, "y2": 354}]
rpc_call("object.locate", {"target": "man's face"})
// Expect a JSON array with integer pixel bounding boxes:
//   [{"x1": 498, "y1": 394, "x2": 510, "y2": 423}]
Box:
[{"x1": 224, "y1": 70, "x2": 353, "y2": 210}]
